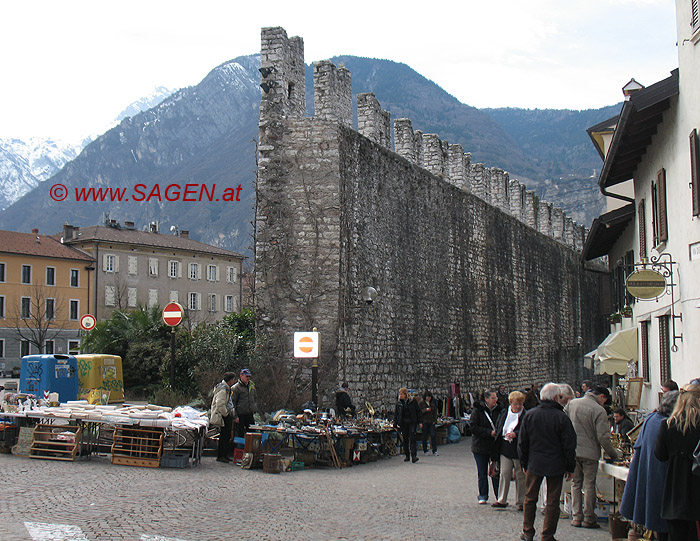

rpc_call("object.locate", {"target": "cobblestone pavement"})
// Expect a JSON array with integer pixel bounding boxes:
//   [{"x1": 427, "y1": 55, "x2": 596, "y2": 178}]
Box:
[{"x1": 0, "y1": 438, "x2": 612, "y2": 541}]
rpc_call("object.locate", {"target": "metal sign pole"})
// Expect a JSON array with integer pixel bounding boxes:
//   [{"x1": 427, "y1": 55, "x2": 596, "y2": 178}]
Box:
[{"x1": 170, "y1": 328, "x2": 176, "y2": 390}]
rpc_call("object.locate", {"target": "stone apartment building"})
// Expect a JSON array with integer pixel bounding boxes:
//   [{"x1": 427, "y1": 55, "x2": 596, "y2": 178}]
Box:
[
  {"x1": 61, "y1": 221, "x2": 245, "y2": 323},
  {"x1": 0, "y1": 229, "x2": 94, "y2": 371}
]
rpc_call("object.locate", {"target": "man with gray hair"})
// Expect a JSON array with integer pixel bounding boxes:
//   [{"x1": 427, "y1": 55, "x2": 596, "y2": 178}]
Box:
[
  {"x1": 565, "y1": 385, "x2": 621, "y2": 528},
  {"x1": 518, "y1": 382, "x2": 577, "y2": 541}
]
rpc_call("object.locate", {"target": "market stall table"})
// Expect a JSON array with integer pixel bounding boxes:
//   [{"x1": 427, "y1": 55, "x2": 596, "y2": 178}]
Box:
[{"x1": 0, "y1": 403, "x2": 208, "y2": 467}]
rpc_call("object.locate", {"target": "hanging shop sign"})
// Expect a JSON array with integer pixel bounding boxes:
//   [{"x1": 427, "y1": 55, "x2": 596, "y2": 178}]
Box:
[{"x1": 625, "y1": 268, "x2": 666, "y2": 299}]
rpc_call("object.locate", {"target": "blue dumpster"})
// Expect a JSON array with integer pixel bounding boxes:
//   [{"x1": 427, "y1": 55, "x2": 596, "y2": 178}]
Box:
[{"x1": 19, "y1": 354, "x2": 79, "y2": 402}]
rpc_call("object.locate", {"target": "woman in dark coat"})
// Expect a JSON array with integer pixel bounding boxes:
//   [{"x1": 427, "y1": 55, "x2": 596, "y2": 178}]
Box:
[
  {"x1": 394, "y1": 387, "x2": 421, "y2": 463},
  {"x1": 421, "y1": 390, "x2": 439, "y2": 455},
  {"x1": 654, "y1": 383, "x2": 700, "y2": 540},
  {"x1": 470, "y1": 389, "x2": 503, "y2": 504},
  {"x1": 620, "y1": 391, "x2": 679, "y2": 540}
]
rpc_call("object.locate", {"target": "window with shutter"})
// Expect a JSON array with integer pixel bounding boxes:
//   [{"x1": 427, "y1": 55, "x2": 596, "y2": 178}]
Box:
[
  {"x1": 691, "y1": 129, "x2": 700, "y2": 216},
  {"x1": 149, "y1": 258, "x2": 158, "y2": 277},
  {"x1": 598, "y1": 273, "x2": 613, "y2": 315},
  {"x1": 148, "y1": 289, "x2": 158, "y2": 308},
  {"x1": 105, "y1": 286, "x2": 116, "y2": 306},
  {"x1": 640, "y1": 321, "x2": 649, "y2": 382},
  {"x1": 651, "y1": 168, "x2": 668, "y2": 246},
  {"x1": 127, "y1": 288, "x2": 137, "y2": 308},
  {"x1": 638, "y1": 199, "x2": 647, "y2": 259},
  {"x1": 169, "y1": 261, "x2": 178, "y2": 279},
  {"x1": 169, "y1": 291, "x2": 178, "y2": 303},
  {"x1": 128, "y1": 256, "x2": 138, "y2": 275},
  {"x1": 659, "y1": 316, "x2": 671, "y2": 383}
]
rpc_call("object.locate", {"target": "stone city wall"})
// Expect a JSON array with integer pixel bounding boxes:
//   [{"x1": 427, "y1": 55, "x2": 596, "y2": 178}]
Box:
[{"x1": 255, "y1": 27, "x2": 602, "y2": 410}]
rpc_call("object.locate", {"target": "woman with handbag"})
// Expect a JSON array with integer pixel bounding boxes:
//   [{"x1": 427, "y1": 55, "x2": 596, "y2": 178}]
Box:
[
  {"x1": 655, "y1": 383, "x2": 700, "y2": 540},
  {"x1": 470, "y1": 389, "x2": 503, "y2": 504},
  {"x1": 490, "y1": 391, "x2": 527, "y2": 510}
]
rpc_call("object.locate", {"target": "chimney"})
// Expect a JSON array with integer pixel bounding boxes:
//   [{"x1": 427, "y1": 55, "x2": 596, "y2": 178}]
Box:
[
  {"x1": 63, "y1": 224, "x2": 74, "y2": 242},
  {"x1": 124, "y1": 221, "x2": 135, "y2": 230},
  {"x1": 32, "y1": 228, "x2": 39, "y2": 235},
  {"x1": 622, "y1": 78, "x2": 644, "y2": 100},
  {"x1": 180, "y1": 230, "x2": 189, "y2": 239}
]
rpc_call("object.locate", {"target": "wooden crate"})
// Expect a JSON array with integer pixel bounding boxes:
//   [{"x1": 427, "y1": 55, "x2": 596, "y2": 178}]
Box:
[
  {"x1": 29, "y1": 424, "x2": 81, "y2": 461},
  {"x1": 111, "y1": 426, "x2": 163, "y2": 468}
]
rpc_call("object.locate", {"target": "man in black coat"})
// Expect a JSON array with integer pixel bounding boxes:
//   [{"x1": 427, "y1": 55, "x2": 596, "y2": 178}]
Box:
[
  {"x1": 518, "y1": 383, "x2": 577, "y2": 541},
  {"x1": 470, "y1": 389, "x2": 503, "y2": 503}
]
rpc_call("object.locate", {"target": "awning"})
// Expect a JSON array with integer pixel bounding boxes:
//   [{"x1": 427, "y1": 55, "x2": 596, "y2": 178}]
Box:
[
  {"x1": 583, "y1": 349, "x2": 597, "y2": 370},
  {"x1": 596, "y1": 327, "x2": 638, "y2": 375}
]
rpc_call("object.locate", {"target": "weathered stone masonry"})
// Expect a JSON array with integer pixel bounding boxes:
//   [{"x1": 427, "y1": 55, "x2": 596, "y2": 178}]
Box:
[{"x1": 255, "y1": 27, "x2": 603, "y2": 410}]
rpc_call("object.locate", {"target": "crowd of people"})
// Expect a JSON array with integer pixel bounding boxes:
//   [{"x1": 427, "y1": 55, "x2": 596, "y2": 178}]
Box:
[
  {"x1": 449, "y1": 378, "x2": 700, "y2": 541},
  {"x1": 208, "y1": 370, "x2": 699, "y2": 540}
]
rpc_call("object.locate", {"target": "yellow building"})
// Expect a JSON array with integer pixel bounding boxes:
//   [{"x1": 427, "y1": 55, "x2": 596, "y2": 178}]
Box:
[{"x1": 0, "y1": 229, "x2": 94, "y2": 373}]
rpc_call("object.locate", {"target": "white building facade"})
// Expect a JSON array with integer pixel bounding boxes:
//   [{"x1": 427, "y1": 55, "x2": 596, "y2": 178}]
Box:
[{"x1": 583, "y1": 0, "x2": 700, "y2": 411}]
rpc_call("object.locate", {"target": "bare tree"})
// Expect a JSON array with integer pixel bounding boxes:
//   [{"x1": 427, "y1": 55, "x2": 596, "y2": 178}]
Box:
[
  {"x1": 107, "y1": 271, "x2": 129, "y2": 311},
  {"x1": 11, "y1": 283, "x2": 69, "y2": 353}
]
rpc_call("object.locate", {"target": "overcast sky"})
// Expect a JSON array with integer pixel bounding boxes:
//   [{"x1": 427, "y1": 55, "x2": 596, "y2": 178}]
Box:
[{"x1": 0, "y1": 0, "x2": 679, "y2": 142}]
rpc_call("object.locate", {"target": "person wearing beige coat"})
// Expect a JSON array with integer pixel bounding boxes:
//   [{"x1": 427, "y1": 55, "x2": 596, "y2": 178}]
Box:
[
  {"x1": 565, "y1": 387, "x2": 621, "y2": 528},
  {"x1": 210, "y1": 372, "x2": 236, "y2": 463}
]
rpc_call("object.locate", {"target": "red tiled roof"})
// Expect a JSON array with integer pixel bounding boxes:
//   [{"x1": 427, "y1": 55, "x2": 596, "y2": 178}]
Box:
[{"x1": 0, "y1": 230, "x2": 94, "y2": 262}]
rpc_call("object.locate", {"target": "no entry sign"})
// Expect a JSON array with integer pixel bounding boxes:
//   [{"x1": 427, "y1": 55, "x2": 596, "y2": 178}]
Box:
[{"x1": 162, "y1": 302, "x2": 184, "y2": 327}]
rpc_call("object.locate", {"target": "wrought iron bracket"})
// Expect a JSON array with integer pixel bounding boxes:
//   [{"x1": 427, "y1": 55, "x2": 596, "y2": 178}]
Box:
[{"x1": 634, "y1": 253, "x2": 682, "y2": 351}]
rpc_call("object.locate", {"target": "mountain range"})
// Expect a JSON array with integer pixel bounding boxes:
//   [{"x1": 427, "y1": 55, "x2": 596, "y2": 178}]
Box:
[
  {"x1": 0, "y1": 54, "x2": 621, "y2": 257},
  {"x1": 0, "y1": 87, "x2": 175, "y2": 212}
]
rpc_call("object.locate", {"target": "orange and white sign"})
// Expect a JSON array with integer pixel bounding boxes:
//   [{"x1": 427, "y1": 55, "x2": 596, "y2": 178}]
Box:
[{"x1": 294, "y1": 332, "x2": 319, "y2": 358}]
